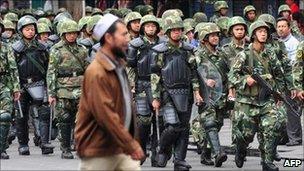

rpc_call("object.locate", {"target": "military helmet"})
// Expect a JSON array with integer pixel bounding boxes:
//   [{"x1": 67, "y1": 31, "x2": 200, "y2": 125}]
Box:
[
  {"x1": 163, "y1": 15, "x2": 183, "y2": 33},
  {"x1": 134, "y1": 5, "x2": 144, "y2": 14},
  {"x1": 78, "y1": 16, "x2": 91, "y2": 31},
  {"x1": 243, "y1": 5, "x2": 256, "y2": 17},
  {"x1": 86, "y1": 15, "x2": 102, "y2": 34},
  {"x1": 53, "y1": 12, "x2": 72, "y2": 26},
  {"x1": 142, "y1": 5, "x2": 154, "y2": 16},
  {"x1": 17, "y1": 15, "x2": 37, "y2": 34},
  {"x1": 118, "y1": 8, "x2": 132, "y2": 18},
  {"x1": 85, "y1": 6, "x2": 93, "y2": 14},
  {"x1": 38, "y1": 18, "x2": 52, "y2": 30},
  {"x1": 214, "y1": 1, "x2": 229, "y2": 12},
  {"x1": 92, "y1": 8, "x2": 103, "y2": 16},
  {"x1": 278, "y1": 4, "x2": 291, "y2": 15},
  {"x1": 45, "y1": 10, "x2": 55, "y2": 17},
  {"x1": 4, "y1": 12, "x2": 18, "y2": 22},
  {"x1": 198, "y1": 22, "x2": 220, "y2": 41},
  {"x1": 59, "y1": 19, "x2": 79, "y2": 36},
  {"x1": 34, "y1": 9, "x2": 45, "y2": 18},
  {"x1": 194, "y1": 22, "x2": 208, "y2": 36},
  {"x1": 258, "y1": 14, "x2": 276, "y2": 29},
  {"x1": 161, "y1": 9, "x2": 182, "y2": 19},
  {"x1": 158, "y1": 18, "x2": 164, "y2": 29},
  {"x1": 249, "y1": 20, "x2": 269, "y2": 40},
  {"x1": 183, "y1": 18, "x2": 195, "y2": 33},
  {"x1": 37, "y1": 22, "x2": 51, "y2": 34},
  {"x1": 2, "y1": 19, "x2": 15, "y2": 30},
  {"x1": 140, "y1": 14, "x2": 160, "y2": 35},
  {"x1": 216, "y1": 16, "x2": 229, "y2": 30},
  {"x1": 57, "y1": 7, "x2": 67, "y2": 15},
  {"x1": 193, "y1": 12, "x2": 208, "y2": 24},
  {"x1": 227, "y1": 16, "x2": 247, "y2": 33},
  {"x1": 124, "y1": 12, "x2": 142, "y2": 25}
]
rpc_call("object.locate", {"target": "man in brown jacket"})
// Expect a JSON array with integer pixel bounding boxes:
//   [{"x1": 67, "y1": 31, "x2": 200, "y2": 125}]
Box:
[{"x1": 75, "y1": 14, "x2": 144, "y2": 171}]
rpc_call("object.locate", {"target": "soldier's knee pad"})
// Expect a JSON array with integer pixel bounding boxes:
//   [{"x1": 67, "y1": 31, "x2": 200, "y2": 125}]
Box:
[
  {"x1": 135, "y1": 96, "x2": 151, "y2": 116},
  {"x1": 138, "y1": 115, "x2": 152, "y2": 125},
  {"x1": 38, "y1": 105, "x2": 50, "y2": 121},
  {"x1": 160, "y1": 105, "x2": 180, "y2": 125},
  {"x1": 204, "y1": 120, "x2": 217, "y2": 132},
  {"x1": 0, "y1": 112, "x2": 12, "y2": 123}
]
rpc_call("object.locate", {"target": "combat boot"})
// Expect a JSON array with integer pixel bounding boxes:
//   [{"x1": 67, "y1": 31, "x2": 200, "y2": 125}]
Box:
[
  {"x1": 200, "y1": 147, "x2": 214, "y2": 165},
  {"x1": 18, "y1": 145, "x2": 30, "y2": 155},
  {"x1": 174, "y1": 160, "x2": 192, "y2": 171},
  {"x1": 174, "y1": 128, "x2": 192, "y2": 170},
  {"x1": 262, "y1": 162, "x2": 279, "y2": 171},
  {"x1": 235, "y1": 141, "x2": 247, "y2": 168},
  {"x1": 206, "y1": 130, "x2": 227, "y2": 167},
  {"x1": 157, "y1": 126, "x2": 177, "y2": 167},
  {"x1": 59, "y1": 123, "x2": 74, "y2": 159},
  {"x1": 39, "y1": 121, "x2": 54, "y2": 155},
  {"x1": 138, "y1": 121, "x2": 150, "y2": 165}
]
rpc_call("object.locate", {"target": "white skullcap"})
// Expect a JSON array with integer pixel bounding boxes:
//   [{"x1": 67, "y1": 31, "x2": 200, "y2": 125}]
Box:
[{"x1": 93, "y1": 14, "x2": 119, "y2": 41}]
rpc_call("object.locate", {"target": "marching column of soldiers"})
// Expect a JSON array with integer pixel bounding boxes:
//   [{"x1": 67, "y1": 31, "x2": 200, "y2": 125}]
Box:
[{"x1": 0, "y1": 1, "x2": 303, "y2": 171}]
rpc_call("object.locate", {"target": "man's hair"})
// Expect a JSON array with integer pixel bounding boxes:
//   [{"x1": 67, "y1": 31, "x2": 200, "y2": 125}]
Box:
[
  {"x1": 276, "y1": 17, "x2": 291, "y2": 27},
  {"x1": 99, "y1": 19, "x2": 125, "y2": 46}
]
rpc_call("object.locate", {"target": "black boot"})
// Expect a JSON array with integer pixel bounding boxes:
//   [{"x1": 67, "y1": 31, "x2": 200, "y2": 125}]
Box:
[
  {"x1": 39, "y1": 121, "x2": 54, "y2": 155},
  {"x1": 0, "y1": 123, "x2": 10, "y2": 159},
  {"x1": 262, "y1": 162, "x2": 279, "y2": 171},
  {"x1": 7, "y1": 122, "x2": 16, "y2": 145},
  {"x1": 174, "y1": 160, "x2": 191, "y2": 171},
  {"x1": 235, "y1": 141, "x2": 247, "y2": 168},
  {"x1": 18, "y1": 145, "x2": 30, "y2": 155},
  {"x1": 32, "y1": 115, "x2": 41, "y2": 146},
  {"x1": 201, "y1": 147, "x2": 214, "y2": 165},
  {"x1": 138, "y1": 122, "x2": 150, "y2": 165},
  {"x1": 174, "y1": 128, "x2": 192, "y2": 170},
  {"x1": 157, "y1": 126, "x2": 177, "y2": 167},
  {"x1": 59, "y1": 123, "x2": 74, "y2": 159},
  {"x1": 206, "y1": 130, "x2": 227, "y2": 167}
]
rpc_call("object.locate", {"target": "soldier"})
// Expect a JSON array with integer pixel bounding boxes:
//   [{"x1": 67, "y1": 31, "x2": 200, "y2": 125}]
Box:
[
  {"x1": 127, "y1": 14, "x2": 165, "y2": 167},
  {"x1": 1, "y1": 19, "x2": 17, "y2": 44},
  {"x1": 294, "y1": 41, "x2": 304, "y2": 99},
  {"x1": 183, "y1": 18, "x2": 197, "y2": 47},
  {"x1": 47, "y1": 19, "x2": 89, "y2": 159},
  {"x1": 77, "y1": 16, "x2": 91, "y2": 40},
  {"x1": 37, "y1": 23, "x2": 53, "y2": 50},
  {"x1": 243, "y1": 5, "x2": 256, "y2": 27},
  {"x1": 85, "y1": 6, "x2": 93, "y2": 16},
  {"x1": 209, "y1": 1, "x2": 229, "y2": 23},
  {"x1": 45, "y1": 10, "x2": 56, "y2": 23},
  {"x1": 49, "y1": 12, "x2": 73, "y2": 44},
  {"x1": 12, "y1": 15, "x2": 54, "y2": 155},
  {"x1": 3, "y1": 12, "x2": 18, "y2": 28},
  {"x1": 195, "y1": 22, "x2": 229, "y2": 167},
  {"x1": 193, "y1": 12, "x2": 208, "y2": 25},
  {"x1": 229, "y1": 20, "x2": 285, "y2": 171},
  {"x1": 125, "y1": 12, "x2": 142, "y2": 40},
  {"x1": 141, "y1": 5, "x2": 154, "y2": 16},
  {"x1": 0, "y1": 20, "x2": 21, "y2": 159},
  {"x1": 216, "y1": 16, "x2": 230, "y2": 47},
  {"x1": 150, "y1": 15, "x2": 199, "y2": 170}
]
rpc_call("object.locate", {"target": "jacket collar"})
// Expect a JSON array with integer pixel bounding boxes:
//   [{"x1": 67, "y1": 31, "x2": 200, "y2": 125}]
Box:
[{"x1": 95, "y1": 49, "x2": 126, "y2": 71}]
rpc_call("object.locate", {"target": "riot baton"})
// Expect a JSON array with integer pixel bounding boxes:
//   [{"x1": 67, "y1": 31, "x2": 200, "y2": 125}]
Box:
[
  {"x1": 49, "y1": 103, "x2": 54, "y2": 142},
  {"x1": 16, "y1": 100, "x2": 23, "y2": 118},
  {"x1": 155, "y1": 109, "x2": 161, "y2": 152}
]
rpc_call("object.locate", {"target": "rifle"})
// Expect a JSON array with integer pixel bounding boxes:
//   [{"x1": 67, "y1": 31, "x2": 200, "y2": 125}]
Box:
[{"x1": 242, "y1": 66, "x2": 301, "y2": 117}]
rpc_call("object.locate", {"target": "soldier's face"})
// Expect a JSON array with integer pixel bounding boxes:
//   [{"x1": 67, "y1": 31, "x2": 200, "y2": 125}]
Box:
[
  {"x1": 276, "y1": 20, "x2": 291, "y2": 38},
  {"x1": 130, "y1": 19, "x2": 140, "y2": 32},
  {"x1": 232, "y1": 25, "x2": 246, "y2": 39},
  {"x1": 22, "y1": 24, "x2": 36, "y2": 39},
  {"x1": 186, "y1": 30, "x2": 194, "y2": 41},
  {"x1": 254, "y1": 27, "x2": 268, "y2": 43},
  {"x1": 207, "y1": 32, "x2": 219, "y2": 46},
  {"x1": 247, "y1": 11, "x2": 256, "y2": 21},
  {"x1": 170, "y1": 28, "x2": 183, "y2": 41},
  {"x1": 220, "y1": 8, "x2": 228, "y2": 16},
  {"x1": 39, "y1": 32, "x2": 49, "y2": 42},
  {"x1": 4, "y1": 29, "x2": 13, "y2": 38},
  {"x1": 281, "y1": 11, "x2": 290, "y2": 19},
  {"x1": 65, "y1": 32, "x2": 78, "y2": 43},
  {"x1": 144, "y1": 22, "x2": 157, "y2": 37}
]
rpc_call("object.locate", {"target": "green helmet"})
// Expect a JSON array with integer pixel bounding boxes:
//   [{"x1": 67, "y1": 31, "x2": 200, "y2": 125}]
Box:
[
  {"x1": 37, "y1": 22, "x2": 51, "y2": 34},
  {"x1": 163, "y1": 16, "x2": 183, "y2": 33},
  {"x1": 248, "y1": 20, "x2": 269, "y2": 40},
  {"x1": 124, "y1": 12, "x2": 142, "y2": 25},
  {"x1": 86, "y1": 15, "x2": 102, "y2": 34},
  {"x1": 78, "y1": 16, "x2": 91, "y2": 31},
  {"x1": 57, "y1": 7, "x2": 67, "y2": 15},
  {"x1": 142, "y1": 5, "x2": 154, "y2": 16},
  {"x1": 161, "y1": 9, "x2": 182, "y2": 19},
  {"x1": 92, "y1": 8, "x2": 103, "y2": 16},
  {"x1": 194, "y1": 22, "x2": 208, "y2": 36},
  {"x1": 4, "y1": 12, "x2": 18, "y2": 22},
  {"x1": 17, "y1": 15, "x2": 37, "y2": 34},
  {"x1": 243, "y1": 5, "x2": 256, "y2": 17},
  {"x1": 2, "y1": 19, "x2": 15, "y2": 30},
  {"x1": 198, "y1": 22, "x2": 220, "y2": 41},
  {"x1": 193, "y1": 12, "x2": 208, "y2": 24},
  {"x1": 53, "y1": 12, "x2": 72, "y2": 26},
  {"x1": 45, "y1": 10, "x2": 55, "y2": 17},
  {"x1": 175, "y1": 9, "x2": 184, "y2": 18},
  {"x1": 85, "y1": 6, "x2": 93, "y2": 14},
  {"x1": 34, "y1": 9, "x2": 45, "y2": 18},
  {"x1": 214, "y1": 1, "x2": 229, "y2": 12},
  {"x1": 278, "y1": 4, "x2": 291, "y2": 15},
  {"x1": 258, "y1": 14, "x2": 276, "y2": 29},
  {"x1": 59, "y1": 19, "x2": 79, "y2": 36},
  {"x1": 38, "y1": 18, "x2": 52, "y2": 30},
  {"x1": 21, "y1": 9, "x2": 35, "y2": 17},
  {"x1": 227, "y1": 16, "x2": 247, "y2": 33},
  {"x1": 216, "y1": 16, "x2": 229, "y2": 30},
  {"x1": 140, "y1": 14, "x2": 160, "y2": 35},
  {"x1": 158, "y1": 18, "x2": 164, "y2": 29},
  {"x1": 134, "y1": 5, "x2": 144, "y2": 14},
  {"x1": 118, "y1": 8, "x2": 132, "y2": 18},
  {"x1": 183, "y1": 18, "x2": 195, "y2": 33}
]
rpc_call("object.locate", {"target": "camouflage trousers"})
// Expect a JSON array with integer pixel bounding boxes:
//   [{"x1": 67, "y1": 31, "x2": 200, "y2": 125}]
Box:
[
  {"x1": 233, "y1": 101, "x2": 280, "y2": 163},
  {"x1": 190, "y1": 115, "x2": 205, "y2": 147}
]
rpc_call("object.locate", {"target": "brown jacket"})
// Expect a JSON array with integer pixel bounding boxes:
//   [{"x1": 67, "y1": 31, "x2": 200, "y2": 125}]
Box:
[{"x1": 75, "y1": 50, "x2": 140, "y2": 158}]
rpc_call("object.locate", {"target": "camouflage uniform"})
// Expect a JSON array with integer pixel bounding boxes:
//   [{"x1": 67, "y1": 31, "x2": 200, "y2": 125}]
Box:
[
  {"x1": 216, "y1": 16, "x2": 230, "y2": 47},
  {"x1": 294, "y1": 41, "x2": 304, "y2": 91},
  {"x1": 209, "y1": 1, "x2": 229, "y2": 23},
  {"x1": 150, "y1": 16, "x2": 197, "y2": 170},
  {"x1": 228, "y1": 21, "x2": 285, "y2": 170},
  {"x1": 49, "y1": 12, "x2": 73, "y2": 44},
  {"x1": 12, "y1": 15, "x2": 54, "y2": 155},
  {"x1": 0, "y1": 20, "x2": 20, "y2": 159},
  {"x1": 1, "y1": 19, "x2": 18, "y2": 44},
  {"x1": 195, "y1": 23, "x2": 229, "y2": 167},
  {"x1": 127, "y1": 14, "x2": 165, "y2": 166},
  {"x1": 243, "y1": 5, "x2": 256, "y2": 27},
  {"x1": 37, "y1": 22, "x2": 53, "y2": 50},
  {"x1": 47, "y1": 19, "x2": 89, "y2": 159}
]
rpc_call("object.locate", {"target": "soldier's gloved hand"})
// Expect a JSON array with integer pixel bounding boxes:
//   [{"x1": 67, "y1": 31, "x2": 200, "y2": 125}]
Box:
[
  {"x1": 152, "y1": 99, "x2": 160, "y2": 111},
  {"x1": 194, "y1": 90, "x2": 204, "y2": 105},
  {"x1": 246, "y1": 76, "x2": 256, "y2": 87},
  {"x1": 206, "y1": 79, "x2": 216, "y2": 88},
  {"x1": 297, "y1": 91, "x2": 304, "y2": 100},
  {"x1": 13, "y1": 91, "x2": 21, "y2": 101},
  {"x1": 49, "y1": 97, "x2": 57, "y2": 106}
]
